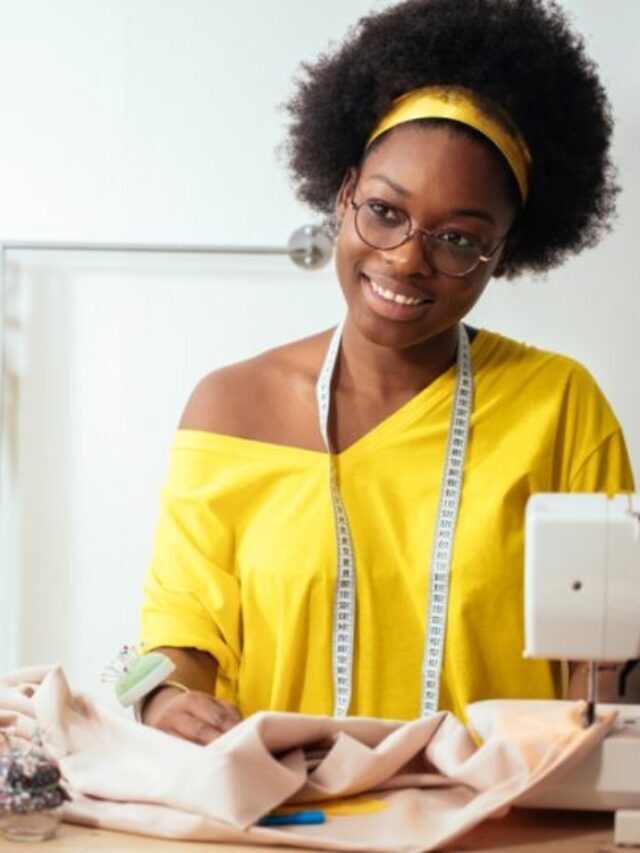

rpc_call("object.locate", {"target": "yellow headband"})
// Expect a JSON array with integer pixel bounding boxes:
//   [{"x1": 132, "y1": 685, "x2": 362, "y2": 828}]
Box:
[{"x1": 366, "y1": 86, "x2": 532, "y2": 203}]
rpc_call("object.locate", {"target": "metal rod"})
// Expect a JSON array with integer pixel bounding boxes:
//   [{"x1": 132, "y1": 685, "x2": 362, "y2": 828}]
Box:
[{"x1": 0, "y1": 240, "x2": 305, "y2": 256}]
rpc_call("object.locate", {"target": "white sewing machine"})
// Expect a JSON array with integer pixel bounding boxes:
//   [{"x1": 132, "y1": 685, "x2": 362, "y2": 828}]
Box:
[{"x1": 521, "y1": 493, "x2": 640, "y2": 845}]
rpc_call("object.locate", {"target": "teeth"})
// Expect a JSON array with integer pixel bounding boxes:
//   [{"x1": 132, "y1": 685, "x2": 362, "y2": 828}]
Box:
[{"x1": 368, "y1": 277, "x2": 426, "y2": 306}]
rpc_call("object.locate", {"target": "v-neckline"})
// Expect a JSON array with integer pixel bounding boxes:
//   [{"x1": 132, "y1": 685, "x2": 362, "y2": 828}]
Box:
[{"x1": 329, "y1": 327, "x2": 489, "y2": 463}]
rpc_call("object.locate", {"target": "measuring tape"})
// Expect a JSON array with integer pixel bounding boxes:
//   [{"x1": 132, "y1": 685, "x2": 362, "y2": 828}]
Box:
[{"x1": 316, "y1": 321, "x2": 473, "y2": 717}]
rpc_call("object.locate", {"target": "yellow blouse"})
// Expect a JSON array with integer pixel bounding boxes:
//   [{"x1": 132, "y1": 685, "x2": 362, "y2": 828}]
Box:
[{"x1": 140, "y1": 329, "x2": 634, "y2": 721}]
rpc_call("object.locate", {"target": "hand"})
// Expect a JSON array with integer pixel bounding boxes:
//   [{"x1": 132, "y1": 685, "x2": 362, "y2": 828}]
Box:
[{"x1": 142, "y1": 685, "x2": 243, "y2": 745}]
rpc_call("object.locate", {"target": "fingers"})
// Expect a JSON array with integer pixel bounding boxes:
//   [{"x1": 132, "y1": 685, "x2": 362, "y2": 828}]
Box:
[
  {"x1": 167, "y1": 709, "x2": 224, "y2": 745},
  {"x1": 200, "y1": 696, "x2": 243, "y2": 728},
  {"x1": 147, "y1": 689, "x2": 243, "y2": 745}
]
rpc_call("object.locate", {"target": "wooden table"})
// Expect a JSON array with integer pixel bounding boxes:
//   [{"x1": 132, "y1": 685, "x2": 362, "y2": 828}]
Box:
[{"x1": 18, "y1": 810, "x2": 619, "y2": 852}]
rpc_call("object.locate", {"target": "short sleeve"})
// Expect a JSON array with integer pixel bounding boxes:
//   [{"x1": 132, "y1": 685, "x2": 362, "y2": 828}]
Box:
[
  {"x1": 555, "y1": 360, "x2": 635, "y2": 494},
  {"x1": 569, "y1": 429, "x2": 635, "y2": 493},
  {"x1": 140, "y1": 442, "x2": 241, "y2": 699}
]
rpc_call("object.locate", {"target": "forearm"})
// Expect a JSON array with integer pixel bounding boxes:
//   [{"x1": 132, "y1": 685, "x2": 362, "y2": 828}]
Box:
[{"x1": 153, "y1": 646, "x2": 218, "y2": 692}]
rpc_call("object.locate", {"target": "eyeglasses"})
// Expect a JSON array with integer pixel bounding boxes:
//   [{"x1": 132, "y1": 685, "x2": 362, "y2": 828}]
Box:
[{"x1": 349, "y1": 196, "x2": 509, "y2": 278}]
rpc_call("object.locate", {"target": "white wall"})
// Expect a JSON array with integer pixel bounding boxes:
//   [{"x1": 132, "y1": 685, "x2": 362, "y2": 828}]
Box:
[
  {"x1": 0, "y1": 1, "x2": 638, "y2": 702},
  {"x1": 0, "y1": 0, "x2": 381, "y2": 244},
  {"x1": 468, "y1": 1, "x2": 640, "y2": 469}
]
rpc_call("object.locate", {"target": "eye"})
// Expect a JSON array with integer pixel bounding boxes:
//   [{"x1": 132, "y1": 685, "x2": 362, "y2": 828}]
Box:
[
  {"x1": 365, "y1": 200, "x2": 405, "y2": 227},
  {"x1": 434, "y1": 229, "x2": 484, "y2": 253}
]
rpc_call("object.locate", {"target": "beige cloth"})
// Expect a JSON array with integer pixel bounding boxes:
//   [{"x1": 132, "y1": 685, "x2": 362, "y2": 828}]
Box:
[{"x1": 0, "y1": 666, "x2": 614, "y2": 852}]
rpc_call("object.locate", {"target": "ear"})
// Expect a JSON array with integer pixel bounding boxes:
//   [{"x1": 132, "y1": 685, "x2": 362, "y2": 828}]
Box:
[
  {"x1": 492, "y1": 212, "x2": 521, "y2": 278},
  {"x1": 492, "y1": 257, "x2": 507, "y2": 278},
  {"x1": 492, "y1": 233, "x2": 516, "y2": 278},
  {"x1": 335, "y1": 167, "x2": 359, "y2": 220}
]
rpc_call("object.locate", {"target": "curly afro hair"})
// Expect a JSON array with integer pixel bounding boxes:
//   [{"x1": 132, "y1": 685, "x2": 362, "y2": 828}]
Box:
[{"x1": 285, "y1": 0, "x2": 617, "y2": 278}]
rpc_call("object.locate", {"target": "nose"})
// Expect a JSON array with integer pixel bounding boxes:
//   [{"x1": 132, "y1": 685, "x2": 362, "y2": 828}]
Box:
[{"x1": 379, "y1": 230, "x2": 436, "y2": 277}]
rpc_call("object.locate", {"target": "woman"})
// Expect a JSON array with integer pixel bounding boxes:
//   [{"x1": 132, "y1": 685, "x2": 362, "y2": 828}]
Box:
[{"x1": 139, "y1": 0, "x2": 635, "y2": 745}]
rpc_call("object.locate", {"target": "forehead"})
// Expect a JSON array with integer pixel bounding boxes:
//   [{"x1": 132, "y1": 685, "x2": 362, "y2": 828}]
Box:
[{"x1": 360, "y1": 123, "x2": 517, "y2": 221}]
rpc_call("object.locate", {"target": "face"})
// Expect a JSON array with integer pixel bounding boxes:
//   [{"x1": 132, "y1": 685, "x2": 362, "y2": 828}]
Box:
[{"x1": 334, "y1": 123, "x2": 518, "y2": 350}]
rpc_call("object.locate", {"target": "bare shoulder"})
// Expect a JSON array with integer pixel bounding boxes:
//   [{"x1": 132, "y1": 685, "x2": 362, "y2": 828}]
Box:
[{"x1": 179, "y1": 329, "x2": 333, "y2": 445}]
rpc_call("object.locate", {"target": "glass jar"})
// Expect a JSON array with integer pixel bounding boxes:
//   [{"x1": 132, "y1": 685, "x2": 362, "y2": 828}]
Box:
[
  {"x1": 0, "y1": 807, "x2": 63, "y2": 842},
  {"x1": 1, "y1": 728, "x2": 69, "y2": 842}
]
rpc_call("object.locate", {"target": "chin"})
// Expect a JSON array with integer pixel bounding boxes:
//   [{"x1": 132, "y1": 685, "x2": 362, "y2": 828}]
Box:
[{"x1": 347, "y1": 305, "x2": 443, "y2": 351}]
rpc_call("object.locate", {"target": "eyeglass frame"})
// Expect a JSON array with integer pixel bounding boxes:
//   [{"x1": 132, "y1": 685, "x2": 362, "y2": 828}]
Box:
[{"x1": 348, "y1": 193, "x2": 511, "y2": 278}]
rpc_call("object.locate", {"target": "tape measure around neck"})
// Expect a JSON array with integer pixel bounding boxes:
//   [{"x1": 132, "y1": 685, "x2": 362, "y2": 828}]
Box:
[{"x1": 316, "y1": 320, "x2": 473, "y2": 717}]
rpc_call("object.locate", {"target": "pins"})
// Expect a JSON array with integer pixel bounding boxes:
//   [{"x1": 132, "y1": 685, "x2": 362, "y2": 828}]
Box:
[{"x1": 100, "y1": 643, "x2": 142, "y2": 684}]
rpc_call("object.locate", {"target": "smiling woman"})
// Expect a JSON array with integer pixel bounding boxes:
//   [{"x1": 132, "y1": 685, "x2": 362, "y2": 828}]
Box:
[
  {"x1": 333, "y1": 124, "x2": 516, "y2": 350},
  {"x1": 137, "y1": 0, "x2": 635, "y2": 745}
]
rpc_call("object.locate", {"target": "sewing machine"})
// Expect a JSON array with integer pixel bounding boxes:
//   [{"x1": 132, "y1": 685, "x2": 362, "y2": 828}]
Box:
[{"x1": 521, "y1": 493, "x2": 640, "y2": 845}]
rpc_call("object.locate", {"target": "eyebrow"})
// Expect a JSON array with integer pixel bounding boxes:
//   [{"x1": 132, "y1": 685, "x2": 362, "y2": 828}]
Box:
[
  {"x1": 450, "y1": 208, "x2": 497, "y2": 226},
  {"x1": 367, "y1": 174, "x2": 497, "y2": 226},
  {"x1": 369, "y1": 174, "x2": 410, "y2": 196}
]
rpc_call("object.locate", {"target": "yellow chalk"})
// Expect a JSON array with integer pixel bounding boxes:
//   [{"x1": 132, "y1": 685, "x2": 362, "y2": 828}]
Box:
[{"x1": 274, "y1": 795, "x2": 388, "y2": 817}]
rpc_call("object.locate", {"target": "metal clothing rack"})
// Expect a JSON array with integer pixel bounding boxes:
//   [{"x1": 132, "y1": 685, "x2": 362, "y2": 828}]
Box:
[
  {"x1": 0, "y1": 226, "x2": 334, "y2": 670},
  {"x1": 0, "y1": 222, "x2": 333, "y2": 458}
]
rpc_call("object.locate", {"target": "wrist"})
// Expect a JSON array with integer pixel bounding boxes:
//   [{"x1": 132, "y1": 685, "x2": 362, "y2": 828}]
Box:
[{"x1": 139, "y1": 681, "x2": 189, "y2": 724}]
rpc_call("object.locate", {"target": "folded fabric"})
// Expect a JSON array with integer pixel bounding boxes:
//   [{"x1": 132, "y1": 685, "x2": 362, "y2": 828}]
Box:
[{"x1": 0, "y1": 665, "x2": 614, "y2": 852}]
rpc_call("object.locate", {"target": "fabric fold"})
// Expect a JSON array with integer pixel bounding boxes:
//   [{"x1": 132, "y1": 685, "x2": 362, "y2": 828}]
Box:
[{"x1": 0, "y1": 665, "x2": 615, "y2": 852}]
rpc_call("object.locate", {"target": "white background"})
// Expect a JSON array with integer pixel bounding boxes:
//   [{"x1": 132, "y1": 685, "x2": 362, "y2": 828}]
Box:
[{"x1": 0, "y1": 1, "x2": 638, "y2": 703}]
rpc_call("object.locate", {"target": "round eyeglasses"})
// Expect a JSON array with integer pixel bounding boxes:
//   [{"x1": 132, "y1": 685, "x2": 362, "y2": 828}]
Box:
[{"x1": 350, "y1": 197, "x2": 509, "y2": 278}]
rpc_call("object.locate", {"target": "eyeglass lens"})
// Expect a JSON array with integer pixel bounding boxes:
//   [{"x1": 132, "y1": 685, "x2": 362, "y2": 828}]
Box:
[{"x1": 355, "y1": 201, "x2": 487, "y2": 277}]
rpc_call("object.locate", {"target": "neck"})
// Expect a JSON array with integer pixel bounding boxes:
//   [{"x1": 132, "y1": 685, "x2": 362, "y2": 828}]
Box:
[{"x1": 337, "y1": 318, "x2": 464, "y2": 401}]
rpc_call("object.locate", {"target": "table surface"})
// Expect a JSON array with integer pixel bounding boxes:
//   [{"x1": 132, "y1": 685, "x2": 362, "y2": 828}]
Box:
[{"x1": 13, "y1": 809, "x2": 619, "y2": 852}]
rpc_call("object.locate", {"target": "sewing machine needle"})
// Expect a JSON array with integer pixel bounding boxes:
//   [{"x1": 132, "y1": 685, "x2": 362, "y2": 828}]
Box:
[{"x1": 585, "y1": 660, "x2": 597, "y2": 727}]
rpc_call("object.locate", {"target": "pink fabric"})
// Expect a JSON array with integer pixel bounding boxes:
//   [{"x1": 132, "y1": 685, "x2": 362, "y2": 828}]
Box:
[{"x1": 0, "y1": 666, "x2": 614, "y2": 852}]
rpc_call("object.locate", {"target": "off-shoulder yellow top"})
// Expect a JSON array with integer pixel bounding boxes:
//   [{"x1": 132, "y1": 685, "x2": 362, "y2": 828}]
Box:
[{"x1": 140, "y1": 330, "x2": 634, "y2": 721}]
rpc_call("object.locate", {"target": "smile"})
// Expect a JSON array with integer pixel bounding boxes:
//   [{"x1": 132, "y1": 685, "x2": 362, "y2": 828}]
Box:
[
  {"x1": 363, "y1": 273, "x2": 431, "y2": 305},
  {"x1": 360, "y1": 273, "x2": 434, "y2": 322},
  {"x1": 369, "y1": 278, "x2": 426, "y2": 305}
]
